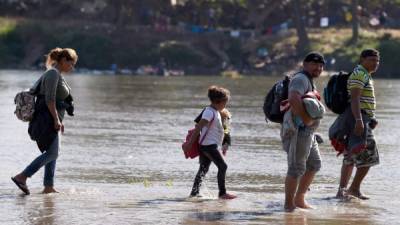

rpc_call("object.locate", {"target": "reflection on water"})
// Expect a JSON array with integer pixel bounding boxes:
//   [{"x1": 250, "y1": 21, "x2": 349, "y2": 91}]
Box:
[
  {"x1": 1, "y1": 70, "x2": 400, "y2": 224},
  {"x1": 26, "y1": 195, "x2": 56, "y2": 225}
]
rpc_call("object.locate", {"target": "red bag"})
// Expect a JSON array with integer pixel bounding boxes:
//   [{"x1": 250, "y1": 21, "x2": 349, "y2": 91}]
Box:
[
  {"x1": 182, "y1": 110, "x2": 215, "y2": 159},
  {"x1": 182, "y1": 128, "x2": 200, "y2": 159}
]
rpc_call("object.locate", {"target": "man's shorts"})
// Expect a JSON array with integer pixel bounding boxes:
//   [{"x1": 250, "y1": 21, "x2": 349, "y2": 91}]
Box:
[
  {"x1": 343, "y1": 123, "x2": 379, "y2": 168},
  {"x1": 282, "y1": 128, "x2": 322, "y2": 178}
]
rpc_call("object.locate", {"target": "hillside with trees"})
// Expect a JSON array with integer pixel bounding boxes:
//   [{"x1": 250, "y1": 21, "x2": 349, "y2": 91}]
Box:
[{"x1": 0, "y1": 0, "x2": 399, "y2": 76}]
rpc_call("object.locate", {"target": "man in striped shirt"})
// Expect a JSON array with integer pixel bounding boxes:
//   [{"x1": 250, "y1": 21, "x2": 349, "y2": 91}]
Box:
[{"x1": 336, "y1": 49, "x2": 380, "y2": 200}]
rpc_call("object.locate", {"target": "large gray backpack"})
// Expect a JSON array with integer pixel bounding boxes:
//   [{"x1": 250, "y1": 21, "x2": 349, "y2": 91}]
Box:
[{"x1": 14, "y1": 78, "x2": 41, "y2": 122}]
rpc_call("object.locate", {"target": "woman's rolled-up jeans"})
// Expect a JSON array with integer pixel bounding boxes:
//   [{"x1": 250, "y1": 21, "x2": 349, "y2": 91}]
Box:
[{"x1": 22, "y1": 135, "x2": 59, "y2": 186}]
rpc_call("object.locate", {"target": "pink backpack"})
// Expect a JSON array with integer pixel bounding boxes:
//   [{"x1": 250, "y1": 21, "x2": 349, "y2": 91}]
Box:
[{"x1": 182, "y1": 111, "x2": 215, "y2": 159}]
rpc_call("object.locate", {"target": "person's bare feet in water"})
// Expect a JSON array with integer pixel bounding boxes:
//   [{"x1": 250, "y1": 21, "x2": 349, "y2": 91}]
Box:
[
  {"x1": 347, "y1": 189, "x2": 369, "y2": 200},
  {"x1": 294, "y1": 194, "x2": 314, "y2": 209},
  {"x1": 336, "y1": 187, "x2": 347, "y2": 199},
  {"x1": 42, "y1": 186, "x2": 59, "y2": 194},
  {"x1": 284, "y1": 204, "x2": 296, "y2": 212},
  {"x1": 219, "y1": 193, "x2": 237, "y2": 200}
]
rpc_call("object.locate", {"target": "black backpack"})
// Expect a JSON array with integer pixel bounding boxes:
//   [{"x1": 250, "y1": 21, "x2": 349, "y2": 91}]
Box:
[
  {"x1": 263, "y1": 72, "x2": 315, "y2": 123},
  {"x1": 263, "y1": 75, "x2": 291, "y2": 123},
  {"x1": 323, "y1": 71, "x2": 351, "y2": 114}
]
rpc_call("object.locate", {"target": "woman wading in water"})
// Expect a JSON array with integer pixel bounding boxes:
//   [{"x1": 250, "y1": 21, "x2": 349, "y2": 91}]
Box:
[{"x1": 12, "y1": 48, "x2": 78, "y2": 195}]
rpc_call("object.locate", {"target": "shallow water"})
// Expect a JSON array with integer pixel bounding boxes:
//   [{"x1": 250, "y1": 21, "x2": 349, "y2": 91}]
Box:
[{"x1": 1, "y1": 70, "x2": 399, "y2": 225}]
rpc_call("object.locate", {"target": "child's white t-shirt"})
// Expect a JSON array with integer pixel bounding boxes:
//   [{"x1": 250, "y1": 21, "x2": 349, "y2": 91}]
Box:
[{"x1": 199, "y1": 106, "x2": 224, "y2": 146}]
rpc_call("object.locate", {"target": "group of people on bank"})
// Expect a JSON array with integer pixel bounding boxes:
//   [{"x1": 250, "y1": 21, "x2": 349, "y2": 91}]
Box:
[{"x1": 11, "y1": 47, "x2": 380, "y2": 212}]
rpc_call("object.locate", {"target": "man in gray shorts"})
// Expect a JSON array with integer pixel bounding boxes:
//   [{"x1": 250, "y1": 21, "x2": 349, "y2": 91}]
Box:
[{"x1": 282, "y1": 52, "x2": 325, "y2": 212}]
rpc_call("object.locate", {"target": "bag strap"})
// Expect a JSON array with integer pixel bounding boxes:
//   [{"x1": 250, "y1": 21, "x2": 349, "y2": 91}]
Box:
[
  {"x1": 29, "y1": 68, "x2": 61, "y2": 96},
  {"x1": 199, "y1": 110, "x2": 216, "y2": 145},
  {"x1": 29, "y1": 76, "x2": 42, "y2": 96},
  {"x1": 364, "y1": 75, "x2": 370, "y2": 88},
  {"x1": 293, "y1": 71, "x2": 315, "y2": 91}
]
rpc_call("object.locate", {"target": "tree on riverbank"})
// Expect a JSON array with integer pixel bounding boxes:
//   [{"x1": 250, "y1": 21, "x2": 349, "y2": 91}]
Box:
[
  {"x1": 1, "y1": 0, "x2": 400, "y2": 29},
  {"x1": 291, "y1": 0, "x2": 310, "y2": 53},
  {"x1": 351, "y1": 0, "x2": 359, "y2": 43}
]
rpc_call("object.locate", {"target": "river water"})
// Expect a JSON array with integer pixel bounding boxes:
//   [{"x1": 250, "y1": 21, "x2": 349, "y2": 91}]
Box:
[{"x1": 0, "y1": 70, "x2": 399, "y2": 225}]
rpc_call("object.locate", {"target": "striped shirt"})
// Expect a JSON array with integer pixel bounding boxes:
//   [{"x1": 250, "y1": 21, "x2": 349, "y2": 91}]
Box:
[{"x1": 347, "y1": 65, "x2": 375, "y2": 117}]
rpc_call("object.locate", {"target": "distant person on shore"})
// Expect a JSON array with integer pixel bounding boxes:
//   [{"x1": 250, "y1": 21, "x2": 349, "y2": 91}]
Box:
[
  {"x1": 281, "y1": 52, "x2": 325, "y2": 212},
  {"x1": 183, "y1": 86, "x2": 236, "y2": 200},
  {"x1": 379, "y1": 10, "x2": 387, "y2": 27},
  {"x1": 334, "y1": 49, "x2": 380, "y2": 200},
  {"x1": 157, "y1": 57, "x2": 168, "y2": 76},
  {"x1": 12, "y1": 48, "x2": 78, "y2": 195},
  {"x1": 207, "y1": 8, "x2": 216, "y2": 28}
]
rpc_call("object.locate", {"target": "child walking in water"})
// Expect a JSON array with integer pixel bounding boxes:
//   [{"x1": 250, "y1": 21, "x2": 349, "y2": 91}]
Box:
[{"x1": 183, "y1": 85, "x2": 236, "y2": 199}]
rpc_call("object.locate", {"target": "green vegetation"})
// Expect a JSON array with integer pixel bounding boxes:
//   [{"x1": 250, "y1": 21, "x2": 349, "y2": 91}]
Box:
[
  {"x1": 0, "y1": 18, "x2": 21, "y2": 65},
  {"x1": 309, "y1": 28, "x2": 400, "y2": 76},
  {"x1": 159, "y1": 41, "x2": 204, "y2": 67},
  {"x1": 0, "y1": 17, "x2": 399, "y2": 76},
  {"x1": 0, "y1": 17, "x2": 219, "y2": 70}
]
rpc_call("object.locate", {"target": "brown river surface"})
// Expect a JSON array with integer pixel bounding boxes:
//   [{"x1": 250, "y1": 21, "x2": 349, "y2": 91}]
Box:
[{"x1": 1, "y1": 70, "x2": 399, "y2": 225}]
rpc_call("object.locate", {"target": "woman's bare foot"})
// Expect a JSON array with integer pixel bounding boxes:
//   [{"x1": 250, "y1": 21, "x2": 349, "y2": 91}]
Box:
[
  {"x1": 294, "y1": 194, "x2": 314, "y2": 209},
  {"x1": 42, "y1": 186, "x2": 59, "y2": 194}
]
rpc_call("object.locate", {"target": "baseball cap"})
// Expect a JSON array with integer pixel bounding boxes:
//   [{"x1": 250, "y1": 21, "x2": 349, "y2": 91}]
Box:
[{"x1": 303, "y1": 52, "x2": 326, "y2": 65}]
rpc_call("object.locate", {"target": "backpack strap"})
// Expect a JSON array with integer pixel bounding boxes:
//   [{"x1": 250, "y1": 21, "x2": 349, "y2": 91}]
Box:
[
  {"x1": 364, "y1": 75, "x2": 370, "y2": 88},
  {"x1": 292, "y1": 71, "x2": 315, "y2": 91},
  {"x1": 29, "y1": 76, "x2": 42, "y2": 96},
  {"x1": 194, "y1": 108, "x2": 206, "y2": 123},
  {"x1": 199, "y1": 110, "x2": 216, "y2": 145}
]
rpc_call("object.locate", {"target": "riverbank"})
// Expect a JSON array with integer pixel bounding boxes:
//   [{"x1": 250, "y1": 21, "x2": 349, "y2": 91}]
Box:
[{"x1": 1, "y1": 17, "x2": 399, "y2": 76}]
